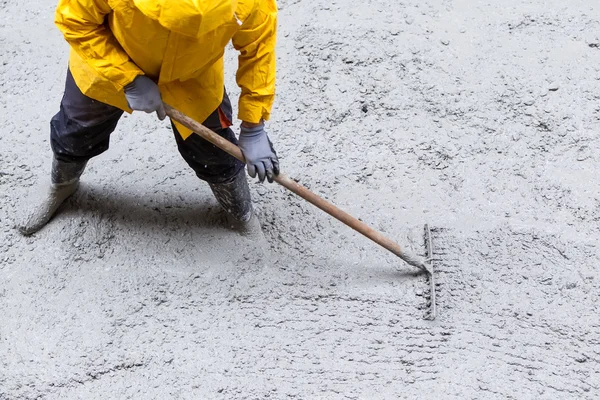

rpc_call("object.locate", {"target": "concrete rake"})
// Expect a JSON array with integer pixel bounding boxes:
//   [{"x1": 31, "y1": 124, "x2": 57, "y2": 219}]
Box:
[{"x1": 165, "y1": 104, "x2": 437, "y2": 320}]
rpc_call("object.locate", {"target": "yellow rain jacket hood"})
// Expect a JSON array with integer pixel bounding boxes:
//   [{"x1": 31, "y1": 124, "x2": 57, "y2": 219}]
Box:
[{"x1": 55, "y1": 0, "x2": 277, "y2": 139}]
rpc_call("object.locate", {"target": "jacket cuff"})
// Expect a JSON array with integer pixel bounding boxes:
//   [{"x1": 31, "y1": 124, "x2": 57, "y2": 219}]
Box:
[
  {"x1": 238, "y1": 95, "x2": 273, "y2": 123},
  {"x1": 111, "y1": 63, "x2": 144, "y2": 90}
]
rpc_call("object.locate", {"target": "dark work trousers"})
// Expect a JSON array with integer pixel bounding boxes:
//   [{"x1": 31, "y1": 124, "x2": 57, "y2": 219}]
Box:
[{"x1": 50, "y1": 69, "x2": 245, "y2": 184}]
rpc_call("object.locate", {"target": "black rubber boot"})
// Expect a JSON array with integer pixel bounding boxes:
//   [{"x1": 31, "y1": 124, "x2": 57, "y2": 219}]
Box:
[
  {"x1": 18, "y1": 157, "x2": 87, "y2": 235},
  {"x1": 208, "y1": 171, "x2": 262, "y2": 236}
]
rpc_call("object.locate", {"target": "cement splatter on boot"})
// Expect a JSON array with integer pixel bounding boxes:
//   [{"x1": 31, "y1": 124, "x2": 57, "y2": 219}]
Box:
[
  {"x1": 17, "y1": 158, "x2": 86, "y2": 236},
  {"x1": 209, "y1": 171, "x2": 263, "y2": 238}
]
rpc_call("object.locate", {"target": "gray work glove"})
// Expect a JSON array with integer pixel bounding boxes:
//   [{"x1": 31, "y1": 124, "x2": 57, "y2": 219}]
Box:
[
  {"x1": 124, "y1": 75, "x2": 166, "y2": 120},
  {"x1": 238, "y1": 123, "x2": 280, "y2": 183}
]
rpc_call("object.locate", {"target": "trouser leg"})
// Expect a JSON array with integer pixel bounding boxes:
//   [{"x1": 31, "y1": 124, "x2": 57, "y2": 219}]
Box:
[
  {"x1": 18, "y1": 69, "x2": 123, "y2": 235},
  {"x1": 170, "y1": 90, "x2": 259, "y2": 231},
  {"x1": 50, "y1": 69, "x2": 123, "y2": 163},
  {"x1": 171, "y1": 88, "x2": 244, "y2": 184}
]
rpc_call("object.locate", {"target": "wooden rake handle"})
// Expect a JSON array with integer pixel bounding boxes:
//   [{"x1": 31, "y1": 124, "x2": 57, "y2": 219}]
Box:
[{"x1": 164, "y1": 103, "x2": 428, "y2": 272}]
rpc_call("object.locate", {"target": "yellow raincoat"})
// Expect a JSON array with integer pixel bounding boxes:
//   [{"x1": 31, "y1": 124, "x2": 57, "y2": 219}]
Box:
[{"x1": 54, "y1": 0, "x2": 277, "y2": 139}]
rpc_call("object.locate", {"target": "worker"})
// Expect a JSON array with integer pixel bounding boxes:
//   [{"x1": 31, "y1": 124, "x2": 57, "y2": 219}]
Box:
[{"x1": 19, "y1": 0, "x2": 279, "y2": 236}]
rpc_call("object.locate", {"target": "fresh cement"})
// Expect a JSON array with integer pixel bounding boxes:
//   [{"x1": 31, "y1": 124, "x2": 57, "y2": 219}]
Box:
[{"x1": 1, "y1": 0, "x2": 599, "y2": 398}]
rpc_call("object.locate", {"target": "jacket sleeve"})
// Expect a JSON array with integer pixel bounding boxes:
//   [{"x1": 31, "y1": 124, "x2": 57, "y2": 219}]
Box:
[
  {"x1": 55, "y1": 0, "x2": 144, "y2": 89},
  {"x1": 231, "y1": 0, "x2": 277, "y2": 123}
]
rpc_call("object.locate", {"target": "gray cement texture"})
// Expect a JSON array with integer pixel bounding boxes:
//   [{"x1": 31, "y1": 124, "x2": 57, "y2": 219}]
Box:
[{"x1": 1, "y1": 0, "x2": 599, "y2": 398}]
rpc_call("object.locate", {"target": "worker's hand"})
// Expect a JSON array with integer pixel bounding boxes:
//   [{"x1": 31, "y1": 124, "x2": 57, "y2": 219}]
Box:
[
  {"x1": 124, "y1": 75, "x2": 166, "y2": 120},
  {"x1": 238, "y1": 122, "x2": 279, "y2": 183}
]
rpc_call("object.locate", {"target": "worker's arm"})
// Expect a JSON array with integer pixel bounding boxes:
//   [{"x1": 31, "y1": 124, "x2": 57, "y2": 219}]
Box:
[
  {"x1": 55, "y1": 0, "x2": 165, "y2": 118},
  {"x1": 54, "y1": 0, "x2": 143, "y2": 90},
  {"x1": 231, "y1": 0, "x2": 277, "y2": 125},
  {"x1": 232, "y1": 1, "x2": 279, "y2": 183}
]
